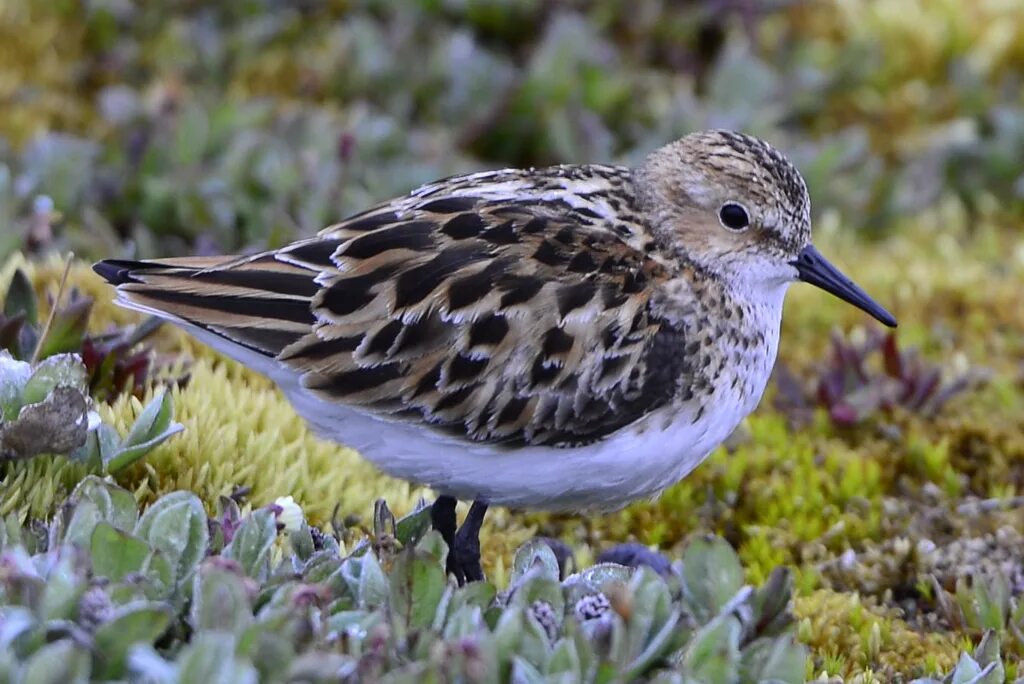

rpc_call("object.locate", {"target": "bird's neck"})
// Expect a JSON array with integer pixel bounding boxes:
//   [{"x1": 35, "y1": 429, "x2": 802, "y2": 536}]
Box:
[{"x1": 651, "y1": 266, "x2": 788, "y2": 411}]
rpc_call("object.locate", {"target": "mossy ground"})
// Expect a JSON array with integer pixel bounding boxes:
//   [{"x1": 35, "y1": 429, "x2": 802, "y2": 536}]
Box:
[
  {"x1": 3, "y1": 0, "x2": 1024, "y2": 679},
  {"x1": 3, "y1": 205, "x2": 1022, "y2": 678}
]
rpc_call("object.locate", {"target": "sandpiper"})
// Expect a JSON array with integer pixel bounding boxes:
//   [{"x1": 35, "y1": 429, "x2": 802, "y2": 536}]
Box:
[{"x1": 94, "y1": 130, "x2": 896, "y2": 582}]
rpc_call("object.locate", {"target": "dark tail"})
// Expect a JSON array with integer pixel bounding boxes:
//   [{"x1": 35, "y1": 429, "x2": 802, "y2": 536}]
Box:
[{"x1": 91, "y1": 254, "x2": 319, "y2": 358}]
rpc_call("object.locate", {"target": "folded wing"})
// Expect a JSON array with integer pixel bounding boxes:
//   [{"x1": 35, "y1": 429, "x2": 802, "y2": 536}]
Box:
[{"x1": 95, "y1": 168, "x2": 682, "y2": 447}]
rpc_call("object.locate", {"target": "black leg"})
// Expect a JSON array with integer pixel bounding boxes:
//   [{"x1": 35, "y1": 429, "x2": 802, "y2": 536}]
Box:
[
  {"x1": 432, "y1": 496, "x2": 488, "y2": 584},
  {"x1": 431, "y1": 495, "x2": 457, "y2": 569},
  {"x1": 452, "y1": 500, "x2": 488, "y2": 583}
]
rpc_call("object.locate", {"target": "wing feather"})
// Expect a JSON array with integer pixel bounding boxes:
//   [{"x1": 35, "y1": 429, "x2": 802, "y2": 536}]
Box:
[{"x1": 95, "y1": 166, "x2": 686, "y2": 447}]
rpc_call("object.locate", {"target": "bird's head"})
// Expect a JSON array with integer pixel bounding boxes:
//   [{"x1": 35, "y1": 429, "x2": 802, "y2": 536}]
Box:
[{"x1": 637, "y1": 129, "x2": 896, "y2": 327}]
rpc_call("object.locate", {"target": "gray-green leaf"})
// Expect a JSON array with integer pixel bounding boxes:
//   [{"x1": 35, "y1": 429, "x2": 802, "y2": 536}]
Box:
[
  {"x1": 223, "y1": 508, "x2": 277, "y2": 581},
  {"x1": 191, "y1": 562, "x2": 255, "y2": 633},
  {"x1": 135, "y1": 491, "x2": 209, "y2": 587},
  {"x1": 105, "y1": 390, "x2": 184, "y2": 473},
  {"x1": 62, "y1": 476, "x2": 139, "y2": 547},
  {"x1": 91, "y1": 522, "x2": 151, "y2": 582},
  {"x1": 20, "y1": 638, "x2": 90, "y2": 684},
  {"x1": 93, "y1": 602, "x2": 173, "y2": 679},
  {"x1": 682, "y1": 536, "x2": 745, "y2": 619},
  {"x1": 389, "y1": 548, "x2": 447, "y2": 631}
]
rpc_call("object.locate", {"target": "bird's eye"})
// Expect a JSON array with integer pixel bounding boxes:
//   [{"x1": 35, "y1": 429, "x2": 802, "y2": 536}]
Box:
[{"x1": 718, "y1": 202, "x2": 750, "y2": 231}]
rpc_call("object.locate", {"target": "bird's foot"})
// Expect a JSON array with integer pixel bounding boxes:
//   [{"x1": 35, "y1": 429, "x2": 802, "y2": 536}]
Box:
[
  {"x1": 449, "y1": 518, "x2": 484, "y2": 584},
  {"x1": 431, "y1": 496, "x2": 488, "y2": 585}
]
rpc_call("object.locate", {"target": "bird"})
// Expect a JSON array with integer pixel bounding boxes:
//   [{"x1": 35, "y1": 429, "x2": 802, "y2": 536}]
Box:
[{"x1": 93, "y1": 129, "x2": 897, "y2": 583}]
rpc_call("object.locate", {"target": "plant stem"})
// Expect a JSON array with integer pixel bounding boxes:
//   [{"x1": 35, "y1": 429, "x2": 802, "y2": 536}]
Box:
[{"x1": 31, "y1": 253, "x2": 74, "y2": 365}]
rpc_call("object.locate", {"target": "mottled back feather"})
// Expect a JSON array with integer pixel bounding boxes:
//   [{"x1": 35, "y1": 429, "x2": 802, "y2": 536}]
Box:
[{"x1": 98, "y1": 166, "x2": 693, "y2": 447}]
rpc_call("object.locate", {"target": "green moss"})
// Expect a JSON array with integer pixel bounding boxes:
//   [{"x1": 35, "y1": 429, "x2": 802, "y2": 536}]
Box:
[{"x1": 796, "y1": 590, "x2": 961, "y2": 679}]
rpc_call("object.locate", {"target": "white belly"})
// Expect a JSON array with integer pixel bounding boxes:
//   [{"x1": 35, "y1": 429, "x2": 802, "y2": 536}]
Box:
[
  {"x1": 134, "y1": 297, "x2": 779, "y2": 512},
  {"x1": 282, "y1": 377, "x2": 752, "y2": 511}
]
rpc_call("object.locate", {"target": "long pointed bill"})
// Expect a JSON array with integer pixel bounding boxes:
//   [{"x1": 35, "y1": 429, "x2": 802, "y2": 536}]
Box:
[{"x1": 791, "y1": 245, "x2": 897, "y2": 328}]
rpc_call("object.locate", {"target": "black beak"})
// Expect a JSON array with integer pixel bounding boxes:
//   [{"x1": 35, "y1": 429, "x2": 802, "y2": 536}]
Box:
[{"x1": 791, "y1": 245, "x2": 897, "y2": 328}]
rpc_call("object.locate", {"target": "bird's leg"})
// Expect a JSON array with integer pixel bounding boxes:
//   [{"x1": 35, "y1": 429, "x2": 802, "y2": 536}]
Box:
[
  {"x1": 431, "y1": 496, "x2": 488, "y2": 584},
  {"x1": 452, "y1": 500, "x2": 489, "y2": 583},
  {"x1": 431, "y1": 495, "x2": 460, "y2": 579}
]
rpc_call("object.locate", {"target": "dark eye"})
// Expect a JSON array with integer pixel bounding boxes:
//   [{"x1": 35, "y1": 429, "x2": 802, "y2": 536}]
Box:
[{"x1": 718, "y1": 202, "x2": 750, "y2": 231}]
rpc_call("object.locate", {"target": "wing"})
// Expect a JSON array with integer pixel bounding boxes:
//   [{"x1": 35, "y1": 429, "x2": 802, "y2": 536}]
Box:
[{"x1": 96, "y1": 166, "x2": 685, "y2": 447}]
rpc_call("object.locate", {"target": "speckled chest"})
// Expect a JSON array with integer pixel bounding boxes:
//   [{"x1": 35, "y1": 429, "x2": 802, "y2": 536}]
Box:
[{"x1": 649, "y1": 273, "x2": 784, "y2": 424}]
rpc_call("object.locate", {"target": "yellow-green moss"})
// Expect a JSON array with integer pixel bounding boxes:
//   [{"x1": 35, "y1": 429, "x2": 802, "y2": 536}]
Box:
[
  {"x1": 796, "y1": 589, "x2": 962, "y2": 679},
  {"x1": 0, "y1": 3, "x2": 96, "y2": 146}
]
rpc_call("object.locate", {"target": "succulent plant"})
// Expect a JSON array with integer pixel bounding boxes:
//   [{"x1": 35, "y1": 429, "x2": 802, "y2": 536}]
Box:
[
  {"x1": 775, "y1": 328, "x2": 986, "y2": 428},
  {"x1": 0, "y1": 346, "x2": 181, "y2": 472},
  {"x1": 926, "y1": 569, "x2": 1024, "y2": 644},
  {"x1": 0, "y1": 267, "x2": 89, "y2": 364},
  {"x1": 1, "y1": 267, "x2": 173, "y2": 402},
  {"x1": 910, "y1": 630, "x2": 1007, "y2": 684},
  {"x1": 0, "y1": 481, "x2": 808, "y2": 682},
  {"x1": 0, "y1": 349, "x2": 92, "y2": 461}
]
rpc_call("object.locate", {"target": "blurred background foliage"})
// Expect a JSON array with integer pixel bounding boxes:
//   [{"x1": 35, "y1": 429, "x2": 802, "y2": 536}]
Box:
[
  {"x1": 4, "y1": 2, "x2": 1024, "y2": 678},
  {"x1": 0, "y1": 0, "x2": 1023, "y2": 263}
]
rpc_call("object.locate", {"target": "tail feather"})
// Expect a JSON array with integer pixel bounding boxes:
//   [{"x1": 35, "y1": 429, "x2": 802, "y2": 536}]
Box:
[{"x1": 92, "y1": 254, "x2": 319, "y2": 358}]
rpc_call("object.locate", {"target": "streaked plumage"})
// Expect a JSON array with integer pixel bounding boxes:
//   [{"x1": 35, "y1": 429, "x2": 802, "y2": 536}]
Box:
[{"x1": 94, "y1": 130, "x2": 896, "y2": 515}]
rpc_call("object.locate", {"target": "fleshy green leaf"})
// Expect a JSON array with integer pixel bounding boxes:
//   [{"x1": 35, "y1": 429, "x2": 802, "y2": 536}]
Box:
[
  {"x1": 950, "y1": 653, "x2": 983, "y2": 684},
  {"x1": 681, "y1": 616, "x2": 742, "y2": 681},
  {"x1": 38, "y1": 550, "x2": 85, "y2": 622},
  {"x1": 21, "y1": 353, "x2": 87, "y2": 405},
  {"x1": 751, "y1": 566, "x2": 793, "y2": 637},
  {"x1": 395, "y1": 503, "x2": 432, "y2": 548},
  {"x1": 389, "y1": 548, "x2": 447, "y2": 631},
  {"x1": 93, "y1": 602, "x2": 173, "y2": 679},
  {"x1": 563, "y1": 562, "x2": 633, "y2": 606},
  {"x1": 105, "y1": 390, "x2": 184, "y2": 473},
  {"x1": 0, "y1": 351, "x2": 32, "y2": 420},
  {"x1": 358, "y1": 550, "x2": 389, "y2": 610},
  {"x1": 178, "y1": 633, "x2": 259, "y2": 683},
  {"x1": 191, "y1": 562, "x2": 255, "y2": 633},
  {"x1": 510, "y1": 657, "x2": 546, "y2": 684},
  {"x1": 62, "y1": 476, "x2": 139, "y2": 547},
  {"x1": 511, "y1": 538, "x2": 561, "y2": 586},
  {"x1": 20, "y1": 638, "x2": 90, "y2": 684},
  {"x1": 739, "y1": 636, "x2": 808, "y2": 684},
  {"x1": 972, "y1": 630, "x2": 1004, "y2": 684},
  {"x1": 449, "y1": 580, "x2": 497, "y2": 618},
  {"x1": 626, "y1": 567, "x2": 673, "y2": 643},
  {"x1": 0, "y1": 606, "x2": 36, "y2": 649},
  {"x1": 134, "y1": 490, "x2": 209, "y2": 586},
  {"x1": 91, "y1": 522, "x2": 151, "y2": 582},
  {"x1": 548, "y1": 637, "x2": 583, "y2": 678},
  {"x1": 4, "y1": 269, "x2": 38, "y2": 327},
  {"x1": 415, "y1": 528, "x2": 448, "y2": 566},
  {"x1": 223, "y1": 508, "x2": 277, "y2": 581},
  {"x1": 682, "y1": 536, "x2": 745, "y2": 619},
  {"x1": 125, "y1": 645, "x2": 178, "y2": 683}
]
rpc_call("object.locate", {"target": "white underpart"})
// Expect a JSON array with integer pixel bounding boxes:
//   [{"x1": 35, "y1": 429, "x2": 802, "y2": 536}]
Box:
[{"x1": 113, "y1": 275, "x2": 789, "y2": 513}]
